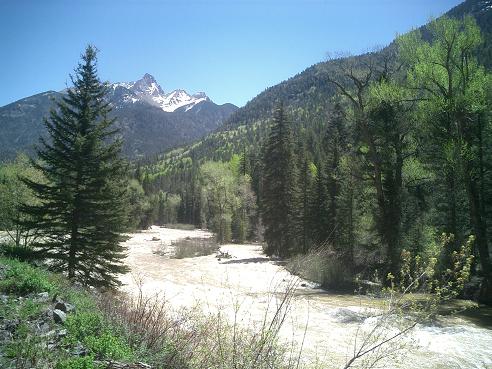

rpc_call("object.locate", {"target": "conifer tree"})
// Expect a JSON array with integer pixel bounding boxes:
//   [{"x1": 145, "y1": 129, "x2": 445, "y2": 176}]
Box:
[
  {"x1": 262, "y1": 104, "x2": 299, "y2": 257},
  {"x1": 21, "y1": 46, "x2": 129, "y2": 288},
  {"x1": 308, "y1": 161, "x2": 330, "y2": 245}
]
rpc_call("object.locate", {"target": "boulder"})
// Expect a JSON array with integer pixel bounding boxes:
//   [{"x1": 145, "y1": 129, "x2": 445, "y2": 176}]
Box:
[
  {"x1": 332, "y1": 308, "x2": 366, "y2": 323},
  {"x1": 53, "y1": 309, "x2": 67, "y2": 324},
  {"x1": 54, "y1": 301, "x2": 75, "y2": 313},
  {"x1": 36, "y1": 321, "x2": 51, "y2": 335},
  {"x1": 36, "y1": 292, "x2": 50, "y2": 302}
]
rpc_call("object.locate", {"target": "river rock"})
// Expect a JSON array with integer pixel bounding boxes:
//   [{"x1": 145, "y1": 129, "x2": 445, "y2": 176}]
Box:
[
  {"x1": 36, "y1": 292, "x2": 50, "y2": 302},
  {"x1": 53, "y1": 309, "x2": 67, "y2": 324},
  {"x1": 0, "y1": 330, "x2": 12, "y2": 342},
  {"x1": 36, "y1": 321, "x2": 51, "y2": 335},
  {"x1": 333, "y1": 308, "x2": 366, "y2": 323}
]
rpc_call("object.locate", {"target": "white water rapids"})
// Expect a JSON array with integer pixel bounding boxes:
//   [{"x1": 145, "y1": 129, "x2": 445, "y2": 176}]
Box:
[{"x1": 119, "y1": 227, "x2": 492, "y2": 369}]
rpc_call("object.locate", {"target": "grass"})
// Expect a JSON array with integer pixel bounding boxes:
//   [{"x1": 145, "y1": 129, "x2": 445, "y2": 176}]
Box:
[
  {"x1": 97, "y1": 280, "x2": 303, "y2": 369},
  {"x1": 0, "y1": 256, "x2": 136, "y2": 368}
]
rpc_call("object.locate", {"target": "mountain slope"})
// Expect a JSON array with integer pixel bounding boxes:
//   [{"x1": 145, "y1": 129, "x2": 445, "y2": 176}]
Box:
[
  {"x1": 143, "y1": 0, "x2": 492, "y2": 178},
  {"x1": 0, "y1": 74, "x2": 238, "y2": 160},
  {"x1": 221, "y1": 0, "x2": 492, "y2": 132}
]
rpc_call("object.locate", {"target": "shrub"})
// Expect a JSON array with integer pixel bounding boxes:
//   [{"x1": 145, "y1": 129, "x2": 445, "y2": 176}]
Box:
[
  {"x1": 0, "y1": 257, "x2": 54, "y2": 295},
  {"x1": 85, "y1": 332, "x2": 134, "y2": 361},
  {"x1": 66, "y1": 311, "x2": 133, "y2": 361},
  {"x1": 0, "y1": 243, "x2": 38, "y2": 261},
  {"x1": 66, "y1": 312, "x2": 105, "y2": 342},
  {"x1": 287, "y1": 247, "x2": 354, "y2": 290}
]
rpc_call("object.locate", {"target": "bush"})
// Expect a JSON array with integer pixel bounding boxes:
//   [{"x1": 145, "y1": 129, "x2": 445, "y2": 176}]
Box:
[
  {"x1": 65, "y1": 311, "x2": 133, "y2": 361},
  {"x1": 287, "y1": 248, "x2": 354, "y2": 290},
  {"x1": 66, "y1": 312, "x2": 104, "y2": 341},
  {"x1": 85, "y1": 332, "x2": 133, "y2": 361},
  {"x1": 0, "y1": 257, "x2": 54, "y2": 295},
  {"x1": 1, "y1": 243, "x2": 38, "y2": 261}
]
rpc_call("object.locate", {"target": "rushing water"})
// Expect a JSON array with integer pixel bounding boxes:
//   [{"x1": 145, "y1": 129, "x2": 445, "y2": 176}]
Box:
[{"x1": 119, "y1": 227, "x2": 492, "y2": 369}]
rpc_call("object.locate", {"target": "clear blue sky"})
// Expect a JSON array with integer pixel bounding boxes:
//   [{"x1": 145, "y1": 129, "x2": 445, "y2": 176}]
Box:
[{"x1": 0, "y1": 0, "x2": 462, "y2": 107}]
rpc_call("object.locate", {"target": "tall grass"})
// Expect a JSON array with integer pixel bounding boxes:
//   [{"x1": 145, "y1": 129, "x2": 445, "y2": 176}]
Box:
[
  {"x1": 287, "y1": 247, "x2": 354, "y2": 290},
  {"x1": 97, "y1": 278, "x2": 305, "y2": 369}
]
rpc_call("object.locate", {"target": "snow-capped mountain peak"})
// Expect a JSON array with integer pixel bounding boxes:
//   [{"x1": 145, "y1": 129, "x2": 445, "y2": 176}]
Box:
[
  {"x1": 110, "y1": 74, "x2": 210, "y2": 112},
  {"x1": 131, "y1": 73, "x2": 164, "y2": 97}
]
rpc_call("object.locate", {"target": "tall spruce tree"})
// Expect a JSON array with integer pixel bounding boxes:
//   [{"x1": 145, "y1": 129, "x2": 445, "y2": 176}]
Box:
[
  {"x1": 262, "y1": 104, "x2": 299, "y2": 257},
  {"x1": 21, "y1": 46, "x2": 129, "y2": 288},
  {"x1": 323, "y1": 102, "x2": 348, "y2": 248}
]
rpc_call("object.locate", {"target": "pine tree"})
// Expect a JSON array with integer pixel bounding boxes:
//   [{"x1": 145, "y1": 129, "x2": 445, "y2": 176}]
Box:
[
  {"x1": 323, "y1": 102, "x2": 349, "y2": 248},
  {"x1": 21, "y1": 46, "x2": 129, "y2": 288},
  {"x1": 308, "y1": 160, "x2": 330, "y2": 245},
  {"x1": 261, "y1": 104, "x2": 299, "y2": 257}
]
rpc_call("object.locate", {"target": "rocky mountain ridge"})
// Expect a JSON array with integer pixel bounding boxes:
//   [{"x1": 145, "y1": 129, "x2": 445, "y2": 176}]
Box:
[{"x1": 0, "y1": 74, "x2": 238, "y2": 159}]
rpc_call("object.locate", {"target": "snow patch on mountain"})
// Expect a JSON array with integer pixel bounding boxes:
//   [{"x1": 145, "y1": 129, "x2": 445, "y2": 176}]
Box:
[{"x1": 111, "y1": 74, "x2": 210, "y2": 112}]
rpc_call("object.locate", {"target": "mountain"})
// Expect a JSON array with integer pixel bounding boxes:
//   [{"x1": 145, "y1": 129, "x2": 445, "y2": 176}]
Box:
[
  {"x1": 142, "y1": 0, "x2": 492, "y2": 178},
  {"x1": 110, "y1": 73, "x2": 210, "y2": 113},
  {"x1": 0, "y1": 74, "x2": 238, "y2": 159}
]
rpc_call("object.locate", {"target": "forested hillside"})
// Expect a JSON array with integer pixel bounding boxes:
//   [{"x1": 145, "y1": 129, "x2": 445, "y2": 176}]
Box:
[{"x1": 135, "y1": 0, "x2": 492, "y2": 301}]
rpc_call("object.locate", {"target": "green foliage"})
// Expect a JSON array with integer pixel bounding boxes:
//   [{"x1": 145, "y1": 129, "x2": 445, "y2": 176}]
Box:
[
  {"x1": 128, "y1": 11, "x2": 492, "y2": 301},
  {"x1": 0, "y1": 257, "x2": 54, "y2": 295},
  {"x1": 399, "y1": 16, "x2": 492, "y2": 295},
  {"x1": 65, "y1": 309, "x2": 133, "y2": 361},
  {"x1": 0, "y1": 258, "x2": 141, "y2": 368},
  {"x1": 126, "y1": 178, "x2": 150, "y2": 229},
  {"x1": 65, "y1": 311, "x2": 105, "y2": 342},
  {"x1": 0, "y1": 154, "x2": 42, "y2": 249},
  {"x1": 55, "y1": 356, "x2": 98, "y2": 369},
  {"x1": 262, "y1": 104, "x2": 300, "y2": 256},
  {"x1": 85, "y1": 332, "x2": 134, "y2": 361},
  {"x1": 0, "y1": 243, "x2": 38, "y2": 261},
  {"x1": 20, "y1": 46, "x2": 129, "y2": 288},
  {"x1": 390, "y1": 233, "x2": 474, "y2": 303}
]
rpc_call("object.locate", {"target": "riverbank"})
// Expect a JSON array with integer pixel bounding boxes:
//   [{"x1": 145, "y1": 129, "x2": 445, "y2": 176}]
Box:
[{"x1": 0, "y1": 255, "x2": 301, "y2": 369}]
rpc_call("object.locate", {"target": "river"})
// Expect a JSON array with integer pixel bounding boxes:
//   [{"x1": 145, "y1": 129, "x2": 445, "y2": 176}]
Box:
[{"x1": 119, "y1": 226, "x2": 492, "y2": 369}]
